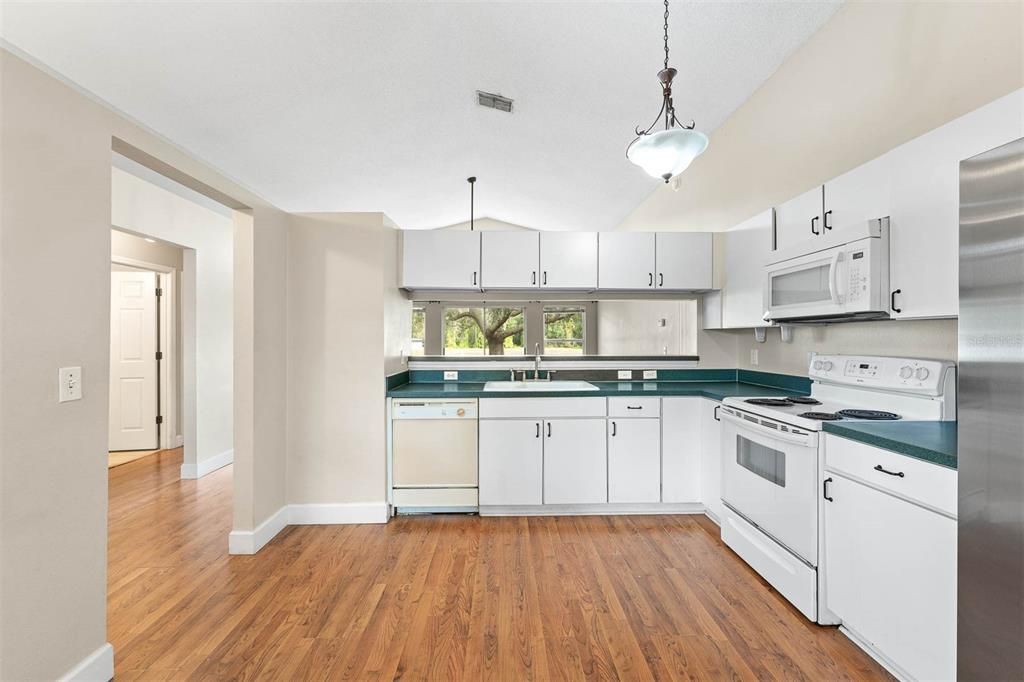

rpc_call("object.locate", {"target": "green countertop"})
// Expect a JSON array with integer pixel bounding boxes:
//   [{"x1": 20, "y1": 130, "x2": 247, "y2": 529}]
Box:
[
  {"x1": 822, "y1": 421, "x2": 958, "y2": 470},
  {"x1": 387, "y1": 380, "x2": 805, "y2": 402}
]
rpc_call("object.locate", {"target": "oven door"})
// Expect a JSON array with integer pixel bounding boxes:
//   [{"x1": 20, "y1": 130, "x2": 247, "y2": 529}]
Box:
[
  {"x1": 720, "y1": 409, "x2": 819, "y2": 564},
  {"x1": 764, "y1": 246, "x2": 847, "y2": 321}
]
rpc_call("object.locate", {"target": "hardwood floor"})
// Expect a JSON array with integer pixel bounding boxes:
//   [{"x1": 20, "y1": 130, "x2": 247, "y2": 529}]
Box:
[{"x1": 109, "y1": 450, "x2": 890, "y2": 680}]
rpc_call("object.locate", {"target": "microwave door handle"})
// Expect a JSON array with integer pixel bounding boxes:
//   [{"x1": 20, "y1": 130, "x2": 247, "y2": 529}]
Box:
[{"x1": 828, "y1": 251, "x2": 843, "y2": 305}]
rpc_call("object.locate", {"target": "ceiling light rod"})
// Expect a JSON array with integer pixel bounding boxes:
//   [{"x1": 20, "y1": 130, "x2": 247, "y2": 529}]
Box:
[
  {"x1": 625, "y1": 0, "x2": 708, "y2": 183},
  {"x1": 467, "y1": 176, "x2": 476, "y2": 231}
]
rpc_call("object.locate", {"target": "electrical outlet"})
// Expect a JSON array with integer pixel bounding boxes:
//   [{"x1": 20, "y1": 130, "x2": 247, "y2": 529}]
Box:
[
  {"x1": 59, "y1": 366, "x2": 82, "y2": 402},
  {"x1": 617, "y1": 370, "x2": 632, "y2": 380},
  {"x1": 443, "y1": 370, "x2": 458, "y2": 381},
  {"x1": 750, "y1": 349, "x2": 759, "y2": 366},
  {"x1": 643, "y1": 370, "x2": 658, "y2": 380}
]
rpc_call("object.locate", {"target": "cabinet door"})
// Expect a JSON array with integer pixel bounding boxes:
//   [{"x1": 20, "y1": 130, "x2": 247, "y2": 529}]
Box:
[
  {"x1": 479, "y1": 419, "x2": 543, "y2": 506},
  {"x1": 655, "y1": 232, "x2": 713, "y2": 290},
  {"x1": 823, "y1": 152, "x2": 893, "y2": 238},
  {"x1": 539, "y1": 232, "x2": 598, "y2": 289},
  {"x1": 700, "y1": 399, "x2": 723, "y2": 520},
  {"x1": 480, "y1": 232, "x2": 539, "y2": 289},
  {"x1": 774, "y1": 185, "x2": 823, "y2": 252},
  {"x1": 401, "y1": 230, "x2": 480, "y2": 290},
  {"x1": 661, "y1": 397, "x2": 701, "y2": 503},
  {"x1": 824, "y1": 474, "x2": 956, "y2": 682},
  {"x1": 543, "y1": 418, "x2": 607, "y2": 504},
  {"x1": 888, "y1": 91, "x2": 1023, "y2": 319},
  {"x1": 608, "y1": 418, "x2": 661, "y2": 503},
  {"x1": 719, "y1": 210, "x2": 773, "y2": 328},
  {"x1": 598, "y1": 232, "x2": 656, "y2": 289}
]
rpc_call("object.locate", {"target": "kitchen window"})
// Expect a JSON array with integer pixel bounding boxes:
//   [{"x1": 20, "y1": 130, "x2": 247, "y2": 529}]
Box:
[
  {"x1": 410, "y1": 306, "x2": 426, "y2": 356},
  {"x1": 443, "y1": 306, "x2": 525, "y2": 356},
  {"x1": 543, "y1": 306, "x2": 585, "y2": 355}
]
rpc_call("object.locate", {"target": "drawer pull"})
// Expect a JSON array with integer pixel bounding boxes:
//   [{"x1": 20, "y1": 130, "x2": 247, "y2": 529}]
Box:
[
  {"x1": 626, "y1": 405, "x2": 643, "y2": 410},
  {"x1": 874, "y1": 464, "x2": 905, "y2": 478}
]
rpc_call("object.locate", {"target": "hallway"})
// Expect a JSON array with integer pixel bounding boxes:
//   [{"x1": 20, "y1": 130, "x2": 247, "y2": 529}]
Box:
[{"x1": 108, "y1": 453, "x2": 888, "y2": 680}]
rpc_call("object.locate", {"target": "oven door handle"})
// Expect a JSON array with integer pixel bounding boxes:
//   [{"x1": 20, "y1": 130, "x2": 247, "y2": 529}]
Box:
[{"x1": 718, "y1": 409, "x2": 816, "y2": 446}]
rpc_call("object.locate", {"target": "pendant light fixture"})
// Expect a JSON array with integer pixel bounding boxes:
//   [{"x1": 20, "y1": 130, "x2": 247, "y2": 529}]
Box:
[
  {"x1": 467, "y1": 176, "x2": 476, "y2": 230},
  {"x1": 626, "y1": 0, "x2": 708, "y2": 183}
]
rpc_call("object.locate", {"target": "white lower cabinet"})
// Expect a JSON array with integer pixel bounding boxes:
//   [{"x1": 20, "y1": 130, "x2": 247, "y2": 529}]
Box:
[
  {"x1": 661, "y1": 397, "x2": 702, "y2": 503},
  {"x1": 478, "y1": 419, "x2": 543, "y2": 506},
  {"x1": 608, "y1": 418, "x2": 660, "y2": 503},
  {"x1": 824, "y1": 470, "x2": 956, "y2": 681},
  {"x1": 543, "y1": 418, "x2": 607, "y2": 504},
  {"x1": 700, "y1": 399, "x2": 723, "y2": 520}
]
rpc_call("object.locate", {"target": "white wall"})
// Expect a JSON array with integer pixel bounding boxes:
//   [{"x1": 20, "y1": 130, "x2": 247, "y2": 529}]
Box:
[
  {"x1": 597, "y1": 300, "x2": 698, "y2": 356},
  {"x1": 111, "y1": 165, "x2": 234, "y2": 477}
]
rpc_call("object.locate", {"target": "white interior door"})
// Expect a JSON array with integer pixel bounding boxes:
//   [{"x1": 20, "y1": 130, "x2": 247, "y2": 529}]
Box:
[{"x1": 109, "y1": 270, "x2": 158, "y2": 451}]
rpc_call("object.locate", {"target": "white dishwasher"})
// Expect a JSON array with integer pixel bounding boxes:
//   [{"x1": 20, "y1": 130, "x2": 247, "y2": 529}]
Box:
[{"x1": 391, "y1": 399, "x2": 478, "y2": 513}]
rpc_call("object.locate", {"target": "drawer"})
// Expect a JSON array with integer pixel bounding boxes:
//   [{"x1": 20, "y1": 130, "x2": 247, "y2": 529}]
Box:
[
  {"x1": 608, "y1": 397, "x2": 661, "y2": 418},
  {"x1": 824, "y1": 434, "x2": 957, "y2": 516},
  {"x1": 479, "y1": 397, "x2": 606, "y2": 419}
]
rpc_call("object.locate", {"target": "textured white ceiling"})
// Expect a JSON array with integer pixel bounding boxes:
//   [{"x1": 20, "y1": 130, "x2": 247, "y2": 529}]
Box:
[{"x1": 0, "y1": 1, "x2": 840, "y2": 230}]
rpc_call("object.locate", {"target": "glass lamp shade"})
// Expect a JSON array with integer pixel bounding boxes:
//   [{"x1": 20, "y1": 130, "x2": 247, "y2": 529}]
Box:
[{"x1": 627, "y1": 127, "x2": 709, "y2": 182}]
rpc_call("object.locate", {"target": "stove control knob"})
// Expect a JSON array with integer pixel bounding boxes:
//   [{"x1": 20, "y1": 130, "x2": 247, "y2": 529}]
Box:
[
  {"x1": 813, "y1": 360, "x2": 823, "y2": 370},
  {"x1": 915, "y1": 367, "x2": 930, "y2": 381},
  {"x1": 899, "y1": 365, "x2": 914, "y2": 379},
  {"x1": 822, "y1": 360, "x2": 834, "y2": 371}
]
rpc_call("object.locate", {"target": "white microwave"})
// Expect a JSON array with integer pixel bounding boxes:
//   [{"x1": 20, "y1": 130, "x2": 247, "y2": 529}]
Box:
[{"x1": 763, "y1": 218, "x2": 890, "y2": 323}]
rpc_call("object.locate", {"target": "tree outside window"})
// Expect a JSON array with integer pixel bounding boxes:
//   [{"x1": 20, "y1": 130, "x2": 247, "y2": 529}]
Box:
[
  {"x1": 544, "y1": 306, "x2": 585, "y2": 355},
  {"x1": 410, "y1": 306, "x2": 425, "y2": 356},
  {"x1": 444, "y1": 307, "x2": 525, "y2": 355}
]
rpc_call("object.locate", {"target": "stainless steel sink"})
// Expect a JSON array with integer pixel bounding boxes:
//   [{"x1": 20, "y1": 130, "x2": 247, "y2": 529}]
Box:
[{"x1": 482, "y1": 380, "x2": 599, "y2": 392}]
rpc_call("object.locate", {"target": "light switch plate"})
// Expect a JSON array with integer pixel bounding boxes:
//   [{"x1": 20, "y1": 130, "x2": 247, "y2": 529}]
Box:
[
  {"x1": 443, "y1": 370, "x2": 458, "y2": 381},
  {"x1": 617, "y1": 370, "x2": 632, "y2": 380},
  {"x1": 643, "y1": 370, "x2": 658, "y2": 380},
  {"x1": 59, "y1": 366, "x2": 82, "y2": 402}
]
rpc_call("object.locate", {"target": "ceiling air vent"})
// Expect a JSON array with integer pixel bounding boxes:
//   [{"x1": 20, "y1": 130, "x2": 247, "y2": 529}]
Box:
[{"x1": 476, "y1": 91, "x2": 513, "y2": 113}]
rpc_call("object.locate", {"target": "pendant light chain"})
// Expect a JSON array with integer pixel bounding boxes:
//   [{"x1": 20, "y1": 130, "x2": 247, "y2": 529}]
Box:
[{"x1": 663, "y1": 0, "x2": 670, "y2": 72}]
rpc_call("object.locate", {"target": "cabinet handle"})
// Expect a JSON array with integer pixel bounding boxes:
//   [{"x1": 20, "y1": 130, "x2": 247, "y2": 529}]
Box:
[
  {"x1": 714, "y1": 405, "x2": 721, "y2": 421},
  {"x1": 659, "y1": 273, "x2": 664, "y2": 287},
  {"x1": 648, "y1": 272, "x2": 654, "y2": 287},
  {"x1": 890, "y1": 289, "x2": 902, "y2": 314},
  {"x1": 811, "y1": 216, "x2": 820, "y2": 236},
  {"x1": 542, "y1": 271, "x2": 548, "y2": 286},
  {"x1": 823, "y1": 476, "x2": 834, "y2": 502},
  {"x1": 531, "y1": 271, "x2": 537, "y2": 285},
  {"x1": 472, "y1": 271, "x2": 477, "y2": 286},
  {"x1": 546, "y1": 422, "x2": 552, "y2": 438},
  {"x1": 873, "y1": 464, "x2": 905, "y2": 478},
  {"x1": 626, "y1": 405, "x2": 643, "y2": 410},
  {"x1": 824, "y1": 209, "x2": 833, "y2": 231},
  {"x1": 611, "y1": 421, "x2": 617, "y2": 437},
  {"x1": 535, "y1": 422, "x2": 540, "y2": 438}
]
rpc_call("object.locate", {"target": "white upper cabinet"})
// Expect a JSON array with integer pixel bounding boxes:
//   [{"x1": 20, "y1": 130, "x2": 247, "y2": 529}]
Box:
[
  {"x1": 598, "y1": 232, "x2": 657, "y2": 289},
  {"x1": 704, "y1": 210, "x2": 773, "y2": 329},
  {"x1": 823, "y1": 152, "x2": 894, "y2": 237},
  {"x1": 655, "y1": 233, "x2": 713, "y2": 290},
  {"x1": 774, "y1": 185, "x2": 823, "y2": 252},
  {"x1": 539, "y1": 232, "x2": 598, "y2": 289},
  {"x1": 888, "y1": 90, "x2": 1024, "y2": 319},
  {"x1": 401, "y1": 230, "x2": 480, "y2": 290},
  {"x1": 480, "y1": 231, "x2": 539, "y2": 289}
]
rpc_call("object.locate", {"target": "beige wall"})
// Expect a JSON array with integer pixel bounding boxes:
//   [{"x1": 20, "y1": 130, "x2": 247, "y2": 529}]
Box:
[
  {"x1": 621, "y1": 1, "x2": 1024, "y2": 233},
  {"x1": 0, "y1": 47, "x2": 290, "y2": 678},
  {"x1": 286, "y1": 213, "x2": 401, "y2": 506},
  {"x1": 596, "y1": 300, "x2": 698, "y2": 356}
]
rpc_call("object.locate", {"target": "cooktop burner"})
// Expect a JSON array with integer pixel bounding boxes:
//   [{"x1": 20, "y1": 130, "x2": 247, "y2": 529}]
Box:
[
  {"x1": 744, "y1": 398, "x2": 794, "y2": 406},
  {"x1": 798, "y1": 412, "x2": 843, "y2": 420},
  {"x1": 787, "y1": 396, "x2": 822, "y2": 405},
  {"x1": 836, "y1": 409, "x2": 901, "y2": 420}
]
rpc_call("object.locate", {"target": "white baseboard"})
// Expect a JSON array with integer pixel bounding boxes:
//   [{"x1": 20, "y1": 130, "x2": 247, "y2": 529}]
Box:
[
  {"x1": 289, "y1": 502, "x2": 389, "y2": 525},
  {"x1": 228, "y1": 502, "x2": 388, "y2": 555},
  {"x1": 228, "y1": 504, "x2": 289, "y2": 555},
  {"x1": 180, "y1": 448, "x2": 233, "y2": 480},
  {"x1": 479, "y1": 502, "x2": 705, "y2": 517},
  {"x1": 58, "y1": 642, "x2": 114, "y2": 682}
]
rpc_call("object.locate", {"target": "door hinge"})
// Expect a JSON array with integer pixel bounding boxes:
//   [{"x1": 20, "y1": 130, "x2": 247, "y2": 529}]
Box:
[
  {"x1": 155, "y1": 351, "x2": 163, "y2": 361},
  {"x1": 155, "y1": 287, "x2": 163, "y2": 297},
  {"x1": 156, "y1": 415, "x2": 164, "y2": 425}
]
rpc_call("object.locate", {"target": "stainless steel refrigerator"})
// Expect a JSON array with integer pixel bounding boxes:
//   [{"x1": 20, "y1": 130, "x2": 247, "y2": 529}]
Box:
[{"x1": 958, "y1": 137, "x2": 1024, "y2": 679}]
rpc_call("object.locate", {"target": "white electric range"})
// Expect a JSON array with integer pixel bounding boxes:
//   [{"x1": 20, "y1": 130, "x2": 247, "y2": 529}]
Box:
[{"x1": 716, "y1": 354, "x2": 955, "y2": 623}]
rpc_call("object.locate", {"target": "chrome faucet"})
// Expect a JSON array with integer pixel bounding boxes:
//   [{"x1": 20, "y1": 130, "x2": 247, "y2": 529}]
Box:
[{"x1": 534, "y1": 343, "x2": 542, "y2": 380}]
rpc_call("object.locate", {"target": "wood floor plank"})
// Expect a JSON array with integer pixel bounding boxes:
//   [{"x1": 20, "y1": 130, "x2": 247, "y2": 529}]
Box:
[{"x1": 108, "y1": 452, "x2": 892, "y2": 680}]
